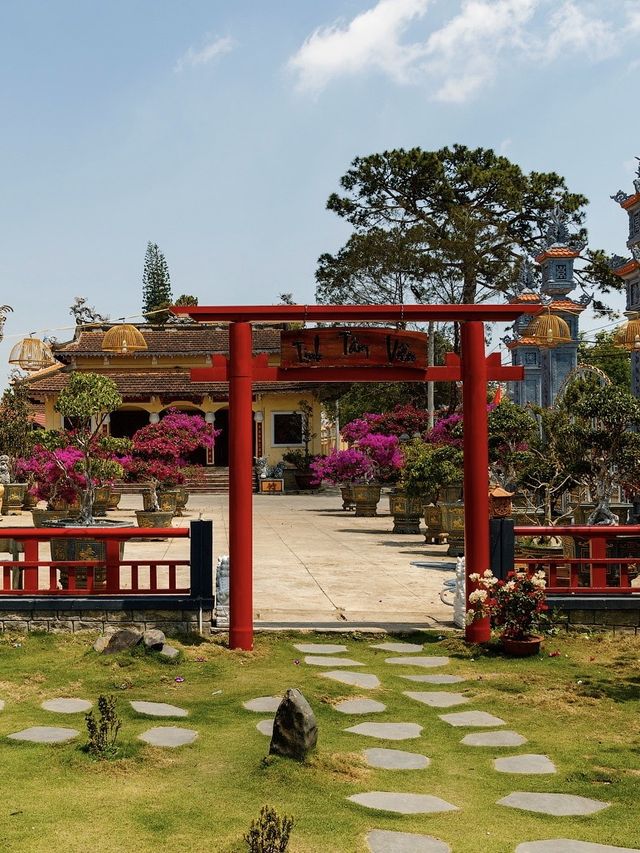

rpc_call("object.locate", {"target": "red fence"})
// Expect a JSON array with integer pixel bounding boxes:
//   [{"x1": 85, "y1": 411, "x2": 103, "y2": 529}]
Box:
[
  {"x1": 0, "y1": 527, "x2": 191, "y2": 596},
  {"x1": 514, "y1": 525, "x2": 640, "y2": 595}
]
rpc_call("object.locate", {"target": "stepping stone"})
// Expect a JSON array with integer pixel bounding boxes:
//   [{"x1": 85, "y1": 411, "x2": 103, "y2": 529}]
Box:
[
  {"x1": 304, "y1": 656, "x2": 363, "y2": 667},
  {"x1": 294, "y1": 643, "x2": 347, "y2": 654},
  {"x1": 256, "y1": 719, "x2": 274, "y2": 736},
  {"x1": 371, "y1": 642, "x2": 423, "y2": 653},
  {"x1": 348, "y1": 791, "x2": 458, "y2": 814},
  {"x1": 335, "y1": 699, "x2": 386, "y2": 714},
  {"x1": 242, "y1": 696, "x2": 281, "y2": 713},
  {"x1": 321, "y1": 671, "x2": 381, "y2": 689},
  {"x1": 494, "y1": 754, "x2": 556, "y2": 774},
  {"x1": 404, "y1": 691, "x2": 469, "y2": 708},
  {"x1": 346, "y1": 722, "x2": 422, "y2": 741},
  {"x1": 41, "y1": 698, "x2": 92, "y2": 714},
  {"x1": 364, "y1": 748, "x2": 430, "y2": 770},
  {"x1": 7, "y1": 726, "x2": 79, "y2": 744},
  {"x1": 462, "y1": 730, "x2": 527, "y2": 747},
  {"x1": 516, "y1": 842, "x2": 640, "y2": 853},
  {"x1": 367, "y1": 829, "x2": 450, "y2": 852},
  {"x1": 498, "y1": 792, "x2": 609, "y2": 816},
  {"x1": 439, "y1": 711, "x2": 505, "y2": 727},
  {"x1": 138, "y1": 726, "x2": 198, "y2": 747},
  {"x1": 130, "y1": 701, "x2": 188, "y2": 718},
  {"x1": 385, "y1": 656, "x2": 449, "y2": 668},
  {"x1": 401, "y1": 674, "x2": 465, "y2": 684}
]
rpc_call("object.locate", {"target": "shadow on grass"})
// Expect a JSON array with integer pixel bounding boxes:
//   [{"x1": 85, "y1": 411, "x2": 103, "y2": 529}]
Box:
[{"x1": 576, "y1": 675, "x2": 640, "y2": 703}]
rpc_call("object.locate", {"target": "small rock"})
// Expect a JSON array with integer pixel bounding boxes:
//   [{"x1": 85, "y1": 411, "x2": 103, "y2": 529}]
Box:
[
  {"x1": 93, "y1": 636, "x2": 110, "y2": 654},
  {"x1": 102, "y1": 628, "x2": 142, "y2": 655},
  {"x1": 159, "y1": 644, "x2": 179, "y2": 660},
  {"x1": 269, "y1": 688, "x2": 317, "y2": 761},
  {"x1": 143, "y1": 629, "x2": 166, "y2": 650}
]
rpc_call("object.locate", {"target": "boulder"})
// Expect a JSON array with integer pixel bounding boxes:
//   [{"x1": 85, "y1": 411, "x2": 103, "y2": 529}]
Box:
[
  {"x1": 143, "y1": 629, "x2": 166, "y2": 650},
  {"x1": 159, "y1": 644, "x2": 179, "y2": 660},
  {"x1": 93, "y1": 636, "x2": 110, "y2": 654},
  {"x1": 102, "y1": 628, "x2": 142, "y2": 654},
  {"x1": 269, "y1": 688, "x2": 317, "y2": 761}
]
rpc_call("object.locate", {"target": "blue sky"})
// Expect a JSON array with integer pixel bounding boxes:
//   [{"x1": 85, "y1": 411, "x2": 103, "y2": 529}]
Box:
[{"x1": 1, "y1": 0, "x2": 639, "y2": 374}]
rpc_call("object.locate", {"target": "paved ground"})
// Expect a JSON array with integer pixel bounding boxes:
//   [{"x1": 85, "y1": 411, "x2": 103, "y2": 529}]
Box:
[{"x1": 0, "y1": 491, "x2": 456, "y2": 629}]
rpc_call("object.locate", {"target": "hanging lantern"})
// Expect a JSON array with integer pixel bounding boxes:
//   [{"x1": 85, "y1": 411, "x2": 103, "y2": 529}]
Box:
[
  {"x1": 523, "y1": 311, "x2": 572, "y2": 347},
  {"x1": 8, "y1": 337, "x2": 56, "y2": 371},
  {"x1": 102, "y1": 324, "x2": 148, "y2": 353},
  {"x1": 613, "y1": 318, "x2": 640, "y2": 351}
]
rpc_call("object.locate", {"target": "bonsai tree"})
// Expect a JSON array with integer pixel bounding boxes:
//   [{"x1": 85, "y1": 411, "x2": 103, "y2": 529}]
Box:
[
  {"x1": 54, "y1": 374, "x2": 125, "y2": 523},
  {"x1": 124, "y1": 410, "x2": 216, "y2": 510},
  {"x1": 311, "y1": 433, "x2": 403, "y2": 486},
  {"x1": 402, "y1": 440, "x2": 463, "y2": 504},
  {"x1": 0, "y1": 373, "x2": 35, "y2": 481}
]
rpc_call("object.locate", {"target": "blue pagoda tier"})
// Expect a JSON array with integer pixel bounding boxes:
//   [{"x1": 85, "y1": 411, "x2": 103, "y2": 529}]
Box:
[
  {"x1": 611, "y1": 161, "x2": 640, "y2": 397},
  {"x1": 506, "y1": 208, "x2": 588, "y2": 407}
]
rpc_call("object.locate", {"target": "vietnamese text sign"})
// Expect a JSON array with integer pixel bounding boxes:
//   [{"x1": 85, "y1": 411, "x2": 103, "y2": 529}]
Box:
[{"x1": 281, "y1": 328, "x2": 428, "y2": 369}]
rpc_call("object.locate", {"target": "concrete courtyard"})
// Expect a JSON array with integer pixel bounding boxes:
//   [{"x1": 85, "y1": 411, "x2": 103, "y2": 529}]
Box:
[{"x1": 1, "y1": 491, "x2": 456, "y2": 630}]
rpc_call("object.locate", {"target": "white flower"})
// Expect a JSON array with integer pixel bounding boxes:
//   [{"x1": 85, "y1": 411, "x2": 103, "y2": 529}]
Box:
[
  {"x1": 503, "y1": 580, "x2": 516, "y2": 592},
  {"x1": 482, "y1": 570, "x2": 495, "y2": 579},
  {"x1": 469, "y1": 589, "x2": 488, "y2": 604},
  {"x1": 468, "y1": 573, "x2": 481, "y2": 582}
]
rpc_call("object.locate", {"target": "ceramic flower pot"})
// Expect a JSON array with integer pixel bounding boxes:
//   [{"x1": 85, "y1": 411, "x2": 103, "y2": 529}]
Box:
[
  {"x1": 352, "y1": 484, "x2": 381, "y2": 518},
  {"x1": 174, "y1": 487, "x2": 189, "y2": 517},
  {"x1": 388, "y1": 489, "x2": 423, "y2": 534},
  {"x1": 500, "y1": 635, "x2": 542, "y2": 656},
  {"x1": 142, "y1": 489, "x2": 177, "y2": 514},
  {"x1": 92, "y1": 485, "x2": 112, "y2": 517},
  {"x1": 135, "y1": 510, "x2": 174, "y2": 529},
  {"x1": 423, "y1": 504, "x2": 445, "y2": 544},
  {"x1": 107, "y1": 491, "x2": 122, "y2": 510},
  {"x1": 340, "y1": 484, "x2": 356, "y2": 511},
  {"x1": 1, "y1": 483, "x2": 27, "y2": 515}
]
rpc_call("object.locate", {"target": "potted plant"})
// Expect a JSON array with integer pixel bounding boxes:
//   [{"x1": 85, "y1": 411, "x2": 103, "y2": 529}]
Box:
[
  {"x1": 0, "y1": 375, "x2": 35, "y2": 514},
  {"x1": 402, "y1": 441, "x2": 463, "y2": 544},
  {"x1": 281, "y1": 400, "x2": 318, "y2": 490},
  {"x1": 466, "y1": 568, "x2": 549, "y2": 654},
  {"x1": 124, "y1": 409, "x2": 216, "y2": 527}
]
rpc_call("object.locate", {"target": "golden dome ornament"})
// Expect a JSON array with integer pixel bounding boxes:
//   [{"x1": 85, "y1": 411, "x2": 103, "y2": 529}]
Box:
[
  {"x1": 613, "y1": 318, "x2": 640, "y2": 351},
  {"x1": 101, "y1": 324, "x2": 148, "y2": 353},
  {"x1": 523, "y1": 311, "x2": 572, "y2": 347},
  {"x1": 8, "y1": 336, "x2": 56, "y2": 371}
]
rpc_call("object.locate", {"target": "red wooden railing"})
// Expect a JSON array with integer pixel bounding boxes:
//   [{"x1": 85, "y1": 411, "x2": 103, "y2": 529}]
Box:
[
  {"x1": 0, "y1": 527, "x2": 190, "y2": 596},
  {"x1": 514, "y1": 525, "x2": 640, "y2": 595}
]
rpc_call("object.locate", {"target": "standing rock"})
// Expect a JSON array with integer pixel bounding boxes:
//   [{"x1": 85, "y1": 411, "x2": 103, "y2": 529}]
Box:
[
  {"x1": 93, "y1": 636, "x2": 110, "y2": 654},
  {"x1": 269, "y1": 688, "x2": 317, "y2": 760},
  {"x1": 143, "y1": 629, "x2": 166, "y2": 650},
  {"x1": 103, "y1": 628, "x2": 142, "y2": 654}
]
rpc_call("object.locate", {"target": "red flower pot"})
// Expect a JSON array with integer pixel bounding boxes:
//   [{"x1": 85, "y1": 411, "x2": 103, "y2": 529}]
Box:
[{"x1": 500, "y1": 635, "x2": 542, "y2": 656}]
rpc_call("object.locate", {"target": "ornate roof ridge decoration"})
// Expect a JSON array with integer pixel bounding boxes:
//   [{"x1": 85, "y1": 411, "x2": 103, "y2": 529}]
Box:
[
  {"x1": 0, "y1": 305, "x2": 13, "y2": 343},
  {"x1": 511, "y1": 255, "x2": 537, "y2": 296},
  {"x1": 611, "y1": 156, "x2": 640, "y2": 205},
  {"x1": 535, "y1": 204, "x2": 586, "y2": 256}
]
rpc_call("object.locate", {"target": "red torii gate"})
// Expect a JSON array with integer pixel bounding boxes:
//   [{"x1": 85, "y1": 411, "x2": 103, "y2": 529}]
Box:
[{"x1": 172, "y1": 304, "x2": 539, "y2": 650}]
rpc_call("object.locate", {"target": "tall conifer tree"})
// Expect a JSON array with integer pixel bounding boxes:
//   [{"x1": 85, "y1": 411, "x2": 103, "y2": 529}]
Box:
[{"x1": 142, "y1": 242, "x2": 173, "y2": 323}]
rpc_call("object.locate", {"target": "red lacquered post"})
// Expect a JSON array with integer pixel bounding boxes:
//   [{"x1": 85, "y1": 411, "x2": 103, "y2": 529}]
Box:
[
  {"x1": 23, "y1": 539, "x2": 39, "y2": 591},
  {"x1": 461, "y1": 321, "x2": 491, "y2": 643},
  {"x1": 589, "y1": 535, "x2": 608, "y2": 589},
  {"x1": 228, "y1": 321, "x2": 254, "y2": 650}
]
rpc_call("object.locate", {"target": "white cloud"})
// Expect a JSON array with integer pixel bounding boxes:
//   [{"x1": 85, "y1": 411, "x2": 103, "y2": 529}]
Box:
[
  {"x1": 287, "y1": 0, "x2": 430, "y2": 93},
  {"x1": 174, "y1": 35, "x2": 235, "y2": 73},
  {"x1": 288, "y1": 0, "x2": 631, "y2": 104}
]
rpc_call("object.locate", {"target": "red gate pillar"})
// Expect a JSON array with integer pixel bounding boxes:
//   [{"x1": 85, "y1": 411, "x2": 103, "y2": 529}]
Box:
[
  {"x1": 228, "y1": 321, "x2": 254, "y2": 650},
  {"x1": 461, "y1": 320, "x2": 491, "y2": 643}
]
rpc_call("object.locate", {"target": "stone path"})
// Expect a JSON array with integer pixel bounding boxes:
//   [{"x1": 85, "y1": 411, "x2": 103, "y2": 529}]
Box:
[
  {"x1": 462, "y1": 730, "x2": 528, "y2": 747},
  {"x1": 348, "y1": 791, "x2": 458, "y2": 814},
  {"x1": 371, "y1": 642, "x2": 423, "y2": 653},
  {"x1": 294, "y1": 643, "x2": 347, "y2": 654},
  {"x1": 385, "y1": 656, "x2": 450, "y2": 668},
  {"x1": 304, "y1": 656, "x2": 364, "y2": 667},
  {"x1": 242, "y1": 696, "x2": 281, "y2": 713},
  {"x1": 494, "y1": 754, "x2": 556, "y2": 774},
  {"x1": 400, "y1": 674, "x2": 465, "y2": 684},
  {"x1": 363, "y1": 748, "x2": 430, "y2": 770},
  {"x1": 138, "y1": 726, "x2": 197, "y2": 748},
  {"x1": 498, "y1": 792, "x2": 610, "y2": 816},
  {"x1": 403, "y1": 690, "x2": 469, "y2": 708},
  {"x1": 439, "y1": 710, "x2": 506, "y2": 727},
  {"x1": 366, "y1": 830, "x2": 450, "y2": 852},
  {"x1": 345, "y1": 722, "x2": 423, "y2": 741},
  {"x1": 256, "y1": 719, "x2": 274, "y2": 736},
  {"x1": 41, "y1": 698, "x2": 92, "y2": 714},
  {"x1": 334, "y1": 699, "x2": 386, "y2": 714},
  {"x1": 516, "y1": 842, "x2": 640, "y2": 853},
  {"x1": 130, "y1": 701, "x2": 188, "y2": 718},
  {"x1": 8, "y1": 726, "x2": 79, "y2": 743},
  {"x1": 321, "y1": 671, "x2": 380, "y2": 689}
]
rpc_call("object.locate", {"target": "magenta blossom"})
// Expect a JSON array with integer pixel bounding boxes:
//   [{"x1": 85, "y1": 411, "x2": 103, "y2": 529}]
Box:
[{"x1": 311, "y1": 449, "x2": 376, "y2": 486}]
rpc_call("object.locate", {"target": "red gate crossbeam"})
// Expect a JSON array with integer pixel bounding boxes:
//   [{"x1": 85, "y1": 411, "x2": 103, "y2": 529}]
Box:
[{"x1": 191, "y1": 352, "x2": 524, "y2": 384}]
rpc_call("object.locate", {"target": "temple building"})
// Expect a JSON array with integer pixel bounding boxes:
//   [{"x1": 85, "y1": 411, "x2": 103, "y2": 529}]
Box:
[
  {"x1": 25, "y1": 325, "x2": 323, "y2": 468},
  {"x1": 611, "y1": 161, "x2": 640, "y2": 397},
  {"x1": 506, "y1": 208, "x2": 589, "y2": 407}
]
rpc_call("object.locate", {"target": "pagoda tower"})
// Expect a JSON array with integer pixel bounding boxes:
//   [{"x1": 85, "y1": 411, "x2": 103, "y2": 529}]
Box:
[
  {"x1": 506, "y1": 207, "x2": 588, "y2": 407},
  {"x1": 611, "y1": 160, "x2": 640, "y2": 397}
]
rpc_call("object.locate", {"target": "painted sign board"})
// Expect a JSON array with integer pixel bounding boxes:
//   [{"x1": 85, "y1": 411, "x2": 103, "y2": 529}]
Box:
[{"x1": 281, "y1": 327, "x2": 428, "y2": 369}]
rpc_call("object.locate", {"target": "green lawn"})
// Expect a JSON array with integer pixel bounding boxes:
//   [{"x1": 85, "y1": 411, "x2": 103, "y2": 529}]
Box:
[{"x1": 0, "y1": 629, "x2": 638, "y2": 852}]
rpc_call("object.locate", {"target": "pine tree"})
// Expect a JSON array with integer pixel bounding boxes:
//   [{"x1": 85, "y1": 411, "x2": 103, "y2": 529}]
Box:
[{"x1": 142, "y1": 242, "x2": 173, "y2": 324}]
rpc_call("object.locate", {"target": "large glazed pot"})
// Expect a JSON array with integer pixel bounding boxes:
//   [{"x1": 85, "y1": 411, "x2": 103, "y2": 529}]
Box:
[
  {"x1": 174, "y1": 487, "x2": 189, "y2": 517},
  {"x1": 352, "y1": 484, "x2": 382, "y2": 518},
  {"x1": 441, "y1": 503, "x2": 465, "y2": 557},
  {"x1": 44, "y1": 518, "x2": 126, "y2": 591},
  {"x1": 388, "y1": 489, "x2": 423, "y2": 535},
  {"x1": 340, "y1": 484, "x2": 356, "y2": 511},
  {"x1": 294, "y1": 471, "x2": 316, "y2": 491},
  {"x1": 2, "y1": 483, "x2": 27, "y2": 515},
  {"x1": 32, "y1": 508, "x2": 79, "y2": 527},
  {"x1": 92, "y1": 485, "x2": 112, "y2": 518},
  {"x1": 135, "y1": 510, "x2": 174, "y2": 529},
  {"x1": 143, "y1": 489, "x2": 178, "y2": 514},
  {"x1": 107, "y1": 491, "x2": 122, "y2": 511},
  {"x1": 423, "y1": 504, "x2": 445, "y2": 544},
  {"x1": 22, "y1": 490, "x2": 38, "y2": 511}
]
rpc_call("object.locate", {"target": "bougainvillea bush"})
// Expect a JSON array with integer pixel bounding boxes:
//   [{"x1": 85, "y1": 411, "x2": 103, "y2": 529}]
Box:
[
  {"x1": 340, "y1": 405, "x2": 431, "y2": 443},
  {"x1": 311, "y1": 433, "x2": 403, "y2": 486},
  {"x1": 124, "y1": 410, "x2": 217, "y2": 510}
]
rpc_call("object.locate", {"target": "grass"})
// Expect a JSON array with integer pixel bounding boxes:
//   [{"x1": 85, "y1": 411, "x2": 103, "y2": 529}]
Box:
[{"x1": 0, "y1": 629, "x2": 638, "y2": 852}]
